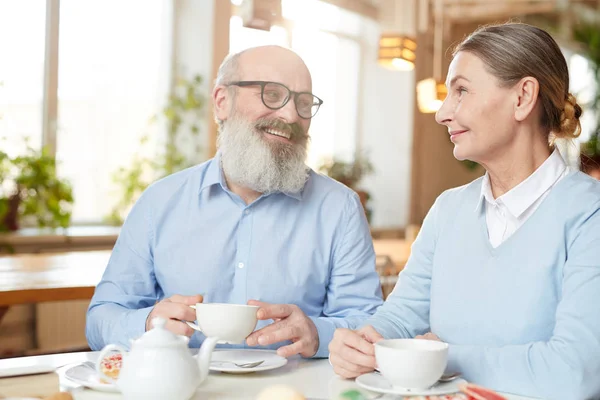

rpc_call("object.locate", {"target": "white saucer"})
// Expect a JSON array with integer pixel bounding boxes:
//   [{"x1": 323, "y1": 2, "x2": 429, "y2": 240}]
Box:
[
  {"x1": 210, "y1": 349, "x2": 287, "y2": 374},
  {"x1": 356, "y1": 372, "x2": 467, "y2": 396},
  {"x1": 63, "y1": 363, "x2": 119, "y2": 393}
]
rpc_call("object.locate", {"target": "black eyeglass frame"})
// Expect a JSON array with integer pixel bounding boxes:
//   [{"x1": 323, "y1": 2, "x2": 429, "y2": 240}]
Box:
[{"x1": 226, "y1": 80, "x2": 323, "y2": 119}]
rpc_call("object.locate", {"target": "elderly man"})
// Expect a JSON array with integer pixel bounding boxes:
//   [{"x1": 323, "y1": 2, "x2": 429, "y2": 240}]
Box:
[{"x1": 86, "y1": 45, "x2": 382, "y2": 358}]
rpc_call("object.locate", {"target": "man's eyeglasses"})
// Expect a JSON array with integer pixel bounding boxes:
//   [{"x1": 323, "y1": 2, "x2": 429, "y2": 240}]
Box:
[{"x1": 226, "y1": 81, "x2": 323, "y2": 119}]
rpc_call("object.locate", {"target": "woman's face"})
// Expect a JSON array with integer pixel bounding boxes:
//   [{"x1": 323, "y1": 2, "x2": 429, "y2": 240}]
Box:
[{"x1": 435, "y1": 51, "x2": 519, "y2": 164}]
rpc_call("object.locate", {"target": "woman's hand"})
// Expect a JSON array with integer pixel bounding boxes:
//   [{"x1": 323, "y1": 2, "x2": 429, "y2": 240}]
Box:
[
  {"x1": 415, "y1": 332, "x2": 441, "y2": 341},
  {"x1": 328, "y1": 326, "x2": 383, "y2": 379}
]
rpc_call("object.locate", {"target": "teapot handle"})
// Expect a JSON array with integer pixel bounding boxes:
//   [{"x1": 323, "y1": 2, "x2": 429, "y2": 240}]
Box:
[
  {"x1": 96, "y1": 344, "x2": 126, "y2": 385},
  {"x1": 185, "y1": 305, "x2": 203, "y2": 332}
]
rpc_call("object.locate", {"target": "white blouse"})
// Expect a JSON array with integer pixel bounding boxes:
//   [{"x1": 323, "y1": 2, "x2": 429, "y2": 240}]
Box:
[{"x1": 479, "y1": 149, "x2": 570, "y2": 248}]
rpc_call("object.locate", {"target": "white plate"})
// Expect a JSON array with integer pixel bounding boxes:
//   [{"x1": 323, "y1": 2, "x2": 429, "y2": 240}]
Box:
[
  {"x1": 356, "y1": 372, "x2": 467, "y2": 396},
  {"x1": 3, "y1": 398, "x2": 40, "y2": 400},
  {"x1": 63, "y1": 363, "x2": 119, "y2": 393},
  {"x1": 0, "y1": 364, "x2": 55, "y2": 378},
  {"x1": 210, "y1": 349, "x2": 287, "y2": 374}
]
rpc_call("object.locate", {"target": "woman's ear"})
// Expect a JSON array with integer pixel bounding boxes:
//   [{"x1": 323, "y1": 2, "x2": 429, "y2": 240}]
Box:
[
  {"x1": 213, "y1": 85, "x2": 231, "y2": 122},
  {"x1": 514, "y1": 76, "x2": 540, "y2": 122}
]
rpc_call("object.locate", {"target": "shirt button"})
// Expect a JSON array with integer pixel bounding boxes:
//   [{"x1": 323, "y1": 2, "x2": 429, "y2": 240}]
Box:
[
  {"x1": 244, "y1": 209, "x2": 250, "y2": 215},
  {"x1": 238, "y1": 262, "x2": 244, "y2": 269}
]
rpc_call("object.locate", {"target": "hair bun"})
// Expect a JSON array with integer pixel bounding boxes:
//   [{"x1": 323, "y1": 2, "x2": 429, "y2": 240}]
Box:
[
  {"x1": 574, "y1": 103, "x2": 582, "y2": 119},
  {"x1": 567, "y1": 94, "x2": 582, "y2": 119},
  {"x1": 557, "y1": 93, "x2": 582, "y2": 140}
]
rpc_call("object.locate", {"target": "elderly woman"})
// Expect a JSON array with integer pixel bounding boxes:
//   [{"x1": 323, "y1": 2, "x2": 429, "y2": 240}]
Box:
[{"x1": 329, "y1": 23, "x2": 600, "y2": 400}]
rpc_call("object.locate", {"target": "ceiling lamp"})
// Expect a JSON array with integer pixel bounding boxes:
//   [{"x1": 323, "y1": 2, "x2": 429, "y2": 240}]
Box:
[
  {"x1": 240, "y1": 0, "x2": 282, "y2": 31},
  {"x1": 378, "y1": 34, "x2": 417, "y2": 71},
  {"x1": 416, "y1": 78, "x2": 447, "y2": 113}
]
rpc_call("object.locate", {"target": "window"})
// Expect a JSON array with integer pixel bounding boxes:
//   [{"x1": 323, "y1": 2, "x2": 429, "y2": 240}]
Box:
[
  {"x1": 0, "y1": 1, "x2": 46, "y2": 156},
  {"x1": 56, "y1": 0, "x2": 170, "y2": 223},
  {"x1": 1, "y1": 0, "x2": 171, "y2": 224},
  {"x1": 229, "y1": 0, "x2": 365, "y2": 169}
]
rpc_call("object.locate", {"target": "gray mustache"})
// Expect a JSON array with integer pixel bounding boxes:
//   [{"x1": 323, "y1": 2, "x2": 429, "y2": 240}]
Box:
[{"x1": 255, "y1": 119, "x2": 305, "y2": 140}]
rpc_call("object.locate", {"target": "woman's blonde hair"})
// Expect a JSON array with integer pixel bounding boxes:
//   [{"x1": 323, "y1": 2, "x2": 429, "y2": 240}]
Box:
[{"x1": 453, "y1": 23, "x2": 582, "y2": 141}]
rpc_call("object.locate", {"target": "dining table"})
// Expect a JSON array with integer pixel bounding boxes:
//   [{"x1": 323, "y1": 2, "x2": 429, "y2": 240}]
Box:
[
  {"x1": 0, "y1": 251, "x2": 111, "y2": 325},
  {"x1": 0, "y1": 350, "x2": 539, "y2": 400}
]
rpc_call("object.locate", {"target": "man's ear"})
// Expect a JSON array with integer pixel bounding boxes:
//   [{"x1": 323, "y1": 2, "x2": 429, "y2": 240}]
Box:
[
  {"x1": 213, "y1": 85, "x2": 231, "y2": 122},
  {"x1": 514, "y1": 76, "x2": 539, "y2": 122}
]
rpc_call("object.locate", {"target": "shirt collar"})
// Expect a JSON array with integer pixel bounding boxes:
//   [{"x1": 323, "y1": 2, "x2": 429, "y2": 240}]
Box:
[
  {"x1": 199, "y1": 152, "x2": 304, "y2": 201},
  {"x1": 475, "y1": 149, "x2": 567, "y2": 217},
  {"x1": 475, "y1": 173, "x2": 492, "y2": 214},
  {"x1": 199, "y1": 152, "x2": 224, "y2": 193}
]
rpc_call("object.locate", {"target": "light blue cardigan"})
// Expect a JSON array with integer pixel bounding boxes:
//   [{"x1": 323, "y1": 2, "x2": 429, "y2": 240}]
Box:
[{"x1": 367, "y1": 171, "x2": 600, "y2": 400}]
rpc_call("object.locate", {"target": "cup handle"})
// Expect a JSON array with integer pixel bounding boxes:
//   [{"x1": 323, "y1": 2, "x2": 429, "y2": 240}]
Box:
[
  {"x1": 96, "y1": 344, "x2": 126, "y2": 385},
  {"x1": 186, "y1": 305, "x2": 202, "y2": 332}
]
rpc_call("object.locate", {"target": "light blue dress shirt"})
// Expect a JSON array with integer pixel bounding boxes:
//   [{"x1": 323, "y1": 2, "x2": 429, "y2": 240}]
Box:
[{"x1": 86, "y1": 154, "x2": 383, "y2": 357}]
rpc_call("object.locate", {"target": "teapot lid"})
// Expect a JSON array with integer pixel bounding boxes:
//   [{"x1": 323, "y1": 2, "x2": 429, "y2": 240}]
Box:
[{"x1": 137, "y1": 317, "x2": 188, "y2": 347}]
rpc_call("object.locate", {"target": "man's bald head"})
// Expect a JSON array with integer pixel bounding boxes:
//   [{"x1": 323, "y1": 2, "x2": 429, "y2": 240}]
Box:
[{"x1": 215, "y1": 46, "x2": 311, "y2": 89}]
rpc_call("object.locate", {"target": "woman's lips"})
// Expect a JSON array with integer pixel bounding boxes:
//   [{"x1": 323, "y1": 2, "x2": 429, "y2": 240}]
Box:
[{"x1": 449, "y1": 130, "x2": 467, "y2": 141}]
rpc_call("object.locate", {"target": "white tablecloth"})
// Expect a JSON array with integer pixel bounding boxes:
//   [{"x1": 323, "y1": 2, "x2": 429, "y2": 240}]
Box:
[{"x1": 0, "y1": 351, "x2": 539, "y2": 400}]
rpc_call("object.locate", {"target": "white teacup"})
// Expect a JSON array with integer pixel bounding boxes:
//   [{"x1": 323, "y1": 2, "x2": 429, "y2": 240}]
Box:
[
  {"x1": 375, "y1": 338, "x2": 449, "y2": 390},
  {"x1": 185, "y1": 303, "x2": 259, "y2": 344}
]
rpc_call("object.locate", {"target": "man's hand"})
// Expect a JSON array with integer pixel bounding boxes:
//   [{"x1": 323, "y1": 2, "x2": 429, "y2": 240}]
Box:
[
  {"x1": 245, "y1": 300, "x2": 319, "y2": 358},
  {"x1": 146, "y1": 294, "x2": 203, "y2": 336},
  {"x1": 415, "y1": 332, "x2": 441, "y2": 341},
  {"x1": 329, "y1": 326, "x2": 383, "y2": 379}
]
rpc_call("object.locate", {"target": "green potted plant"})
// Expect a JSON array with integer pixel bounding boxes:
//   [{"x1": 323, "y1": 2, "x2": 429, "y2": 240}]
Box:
[
  {"x1": 318, "y1": 154, "x2": 374, "y2": 222},
  {"x1": 107, "y1": 74, "x2": 207, "y2": 224},
  {"x1": 572, "y1": 22, "x2": 600, "y2": 179},
  {"x1": 0, "y1": 143, "x2": 74, "y2": 232},
  {"x1": 580, "y1": 131, "x2": 600, "y2": 179}
]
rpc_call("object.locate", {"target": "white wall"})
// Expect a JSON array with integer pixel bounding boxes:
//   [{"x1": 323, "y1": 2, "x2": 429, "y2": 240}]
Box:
[
  {"x1": 359, "y1": 20, "x2": 414, "y2": 229},
  {"x1": 173, "y1": 0, "x2": 217, "y2": 161}
]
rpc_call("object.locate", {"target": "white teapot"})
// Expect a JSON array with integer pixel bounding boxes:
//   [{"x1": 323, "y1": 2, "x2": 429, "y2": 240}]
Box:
[{"x1": 96, "y1": 317, "x2": 219, "y2": 400}]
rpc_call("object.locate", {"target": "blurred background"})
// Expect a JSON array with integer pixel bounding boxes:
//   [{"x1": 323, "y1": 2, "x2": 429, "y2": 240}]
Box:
[{"x1": 1, "y1": 0, "x2": 599, "y2": 358}]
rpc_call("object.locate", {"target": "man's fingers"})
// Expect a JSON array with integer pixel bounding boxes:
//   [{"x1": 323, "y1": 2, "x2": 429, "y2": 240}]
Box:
[
  {"x1": 168, "y1": 294, "x2": 203, "y2": 305},
  {"x1": 246, "y1": 320, "x2": 296, "y2": 346},
  {"x1": 165, "y1": 319, "x2": 195, "y2": 337},
  {"x1": 166, "y1": 302, "x2": 197, "y2": 322},
  {"x1": 257, "y1": 324, "x2": 301, "y2": 346},
  {"x1": 256, "y1": 303, "x2": 294, "y2": 320},
  {"x1": 276, "y1": 340, "x2": 304, "y2": 358},
  {"x1": 247, "y1": 300, "x2": 268, "y2": 308},
  {"x1": 246, "y1": 321, "x2": 282, "y2": 345},
  {"x1": 152, "y1": 301, "x2": 196, "y2": 322}
]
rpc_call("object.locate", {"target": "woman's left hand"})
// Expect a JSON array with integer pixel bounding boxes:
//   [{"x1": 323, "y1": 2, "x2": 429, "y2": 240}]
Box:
[{"x1": 415, "y1": 332, "x2": 441, "y2": 341}]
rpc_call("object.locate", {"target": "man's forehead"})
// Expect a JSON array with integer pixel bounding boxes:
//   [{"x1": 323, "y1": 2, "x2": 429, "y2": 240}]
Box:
[{"x1": 238, "y1": 48, "x2": 312, "y2": 90}]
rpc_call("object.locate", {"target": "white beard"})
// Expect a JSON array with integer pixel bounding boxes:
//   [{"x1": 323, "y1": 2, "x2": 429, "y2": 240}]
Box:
[{"x1": 217, "y1": 114, "x2": 309, "y2": 194}]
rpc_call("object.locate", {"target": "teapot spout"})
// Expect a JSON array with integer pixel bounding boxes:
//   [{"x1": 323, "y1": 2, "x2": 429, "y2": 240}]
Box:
[{"x1": 196, "y1": 336, "x2": 219, "y2": 384}]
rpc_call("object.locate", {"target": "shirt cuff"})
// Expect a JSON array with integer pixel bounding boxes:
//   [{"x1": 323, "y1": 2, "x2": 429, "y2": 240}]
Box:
[
  {"x1": 121, "y1": 306, "x2": 154, "y2": 349},
  {"x1": 309, "y1": 317, "x2": 337, "y2": 359}
]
